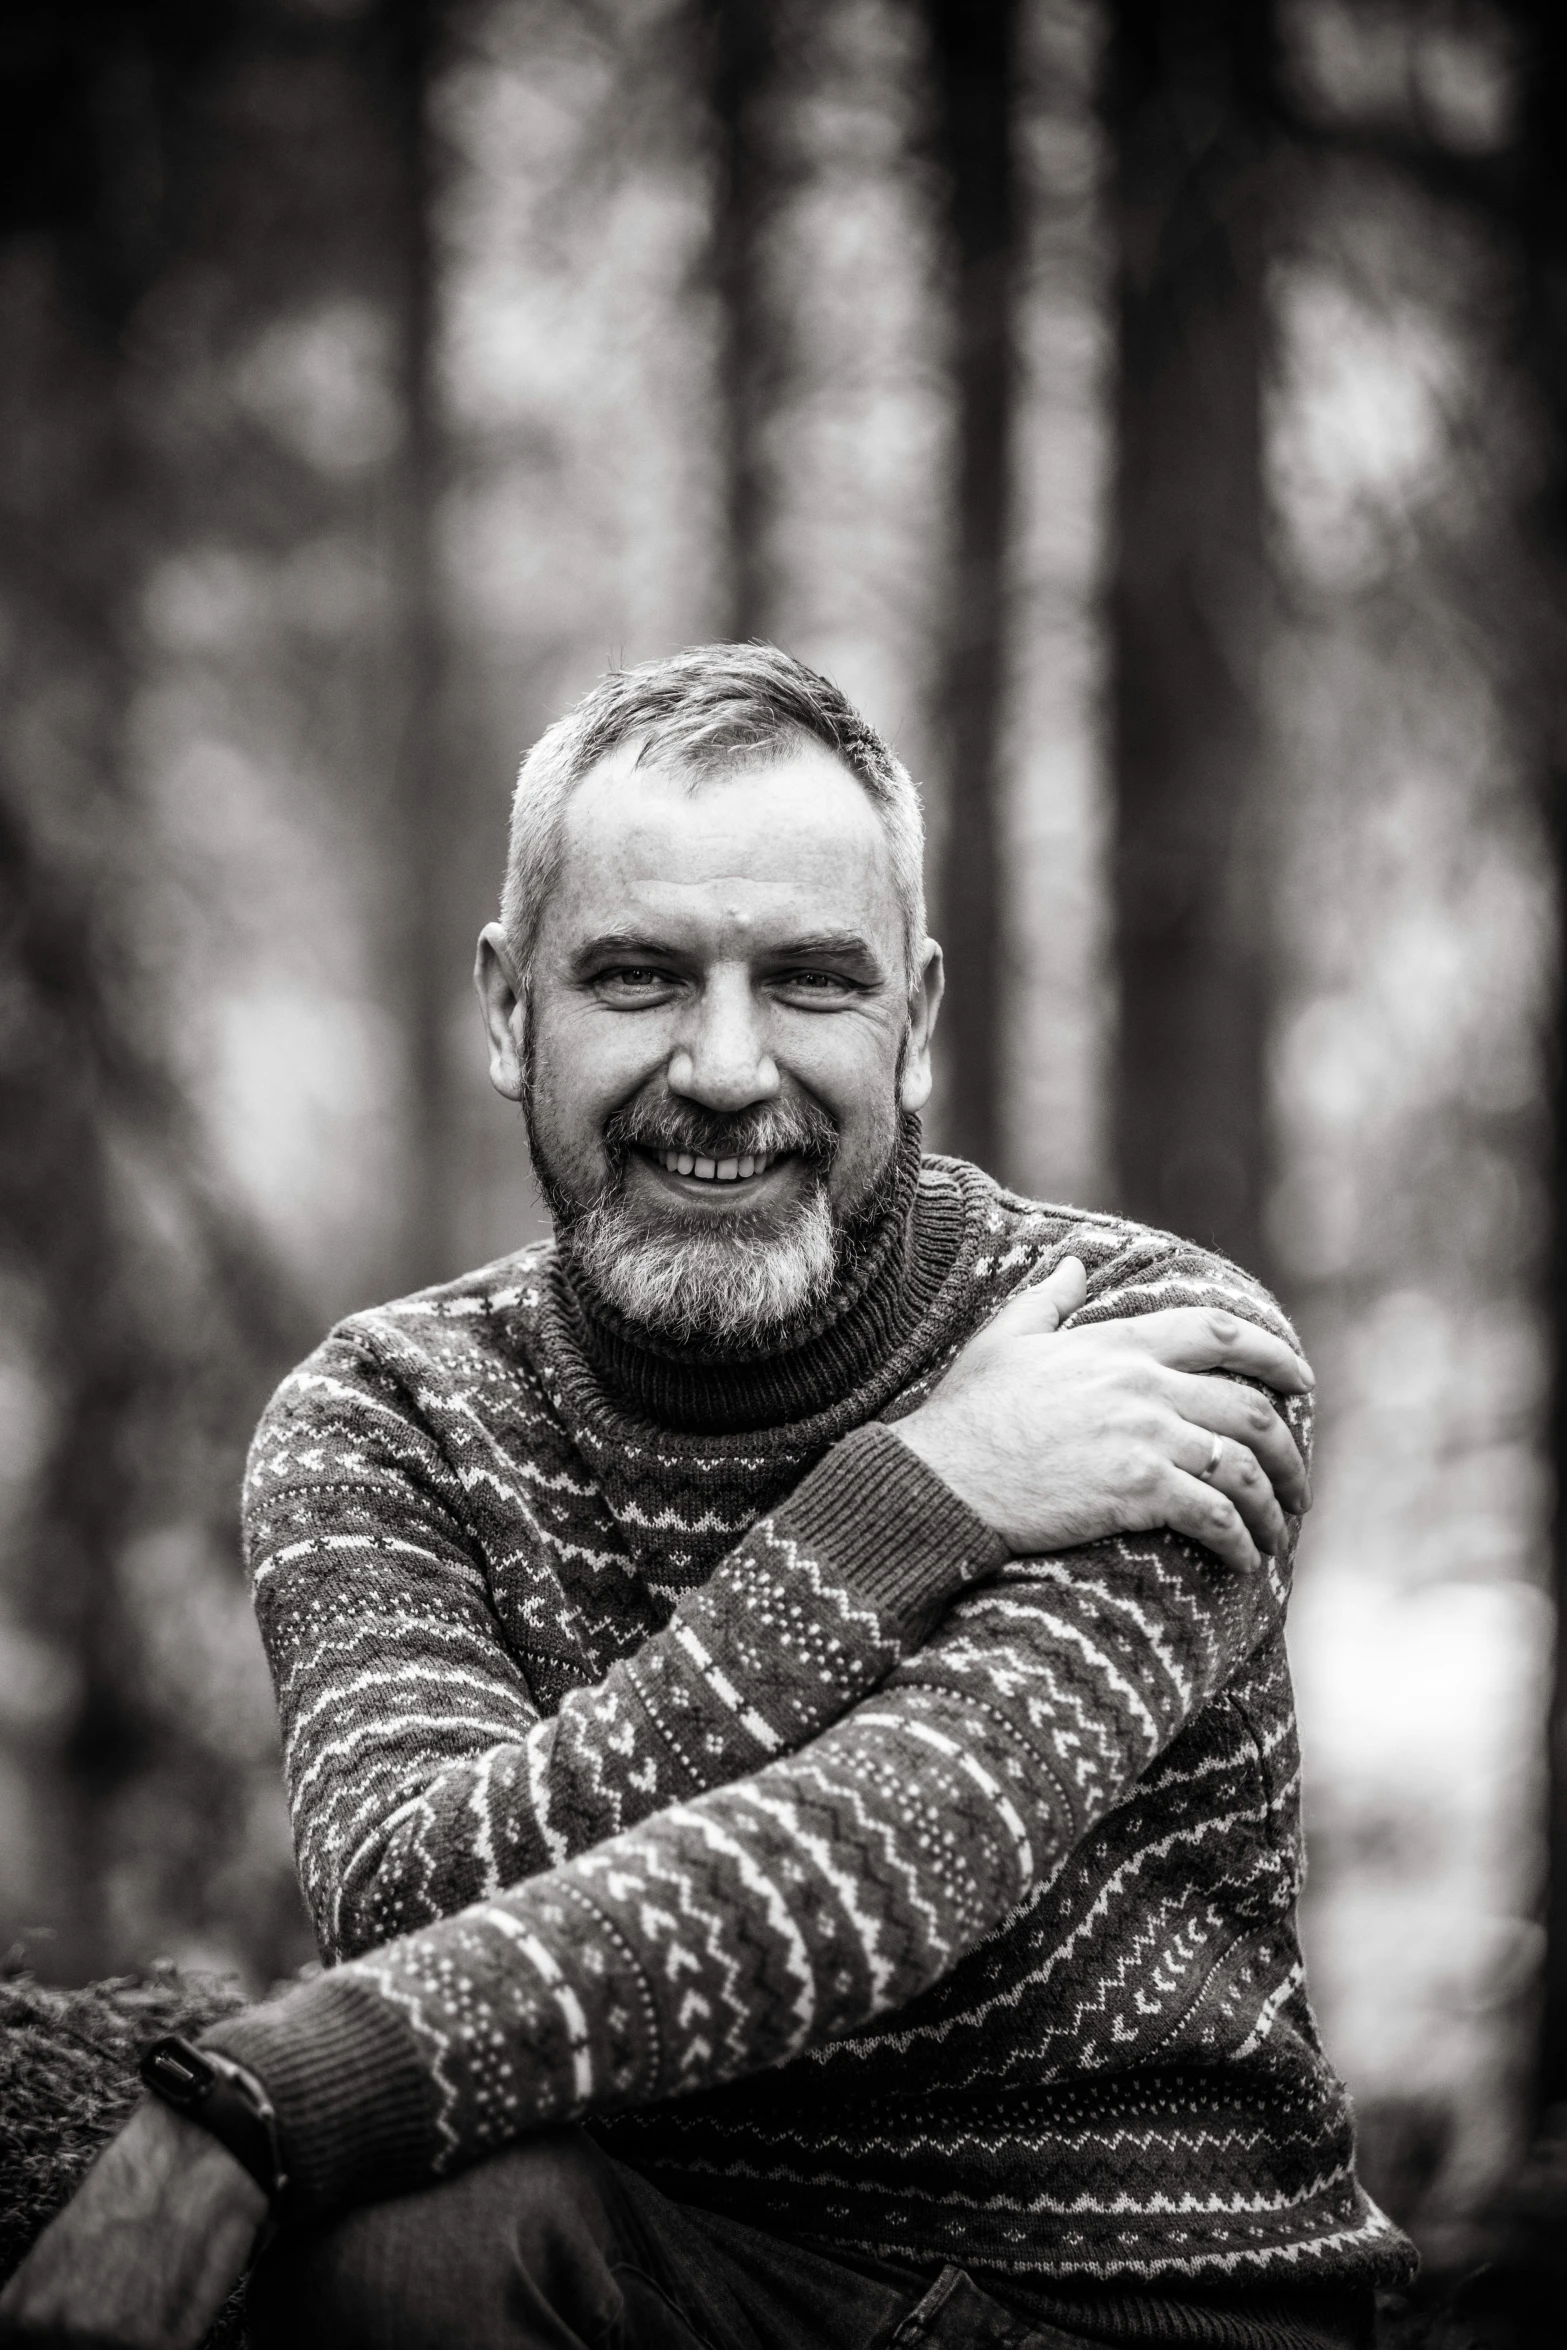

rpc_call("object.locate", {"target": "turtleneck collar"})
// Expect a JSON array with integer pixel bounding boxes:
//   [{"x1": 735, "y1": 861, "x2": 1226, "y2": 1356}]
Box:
[{"x1": 546, "y1": 1120, "x2": 964, "y2": 1435}]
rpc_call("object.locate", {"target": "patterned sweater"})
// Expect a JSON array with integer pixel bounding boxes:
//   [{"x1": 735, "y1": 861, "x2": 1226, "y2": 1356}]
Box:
[{"x1": 210, "y1": 1145, "x2": 1413, "y2": 2321}]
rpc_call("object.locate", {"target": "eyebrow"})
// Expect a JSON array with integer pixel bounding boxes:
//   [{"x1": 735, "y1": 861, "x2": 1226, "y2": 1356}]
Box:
[
  {"x1": 571, "y1": 932, "x2": 682, "y2": 968},
  {"x1": 570, "y1": 928, "x2": 887, "y2": 973},
  {"x1": 766, "y1": 931, "x2": 882, "y2": 965}
]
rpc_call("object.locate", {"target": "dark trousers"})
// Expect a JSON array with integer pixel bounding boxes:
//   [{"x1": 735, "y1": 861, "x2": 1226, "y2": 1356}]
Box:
[{"x1": 247, "y1": 2128, "x2": 1094, "y2": 2350}]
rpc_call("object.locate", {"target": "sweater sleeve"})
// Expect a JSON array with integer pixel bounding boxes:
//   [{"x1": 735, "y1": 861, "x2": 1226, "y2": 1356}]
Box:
[
  {"x1": 245, "y1": 1335, "x2": 1006, "y2": 1961},
  {"x1": 210, "y1": 1398, "x2": 1307, "y2": 2219}
]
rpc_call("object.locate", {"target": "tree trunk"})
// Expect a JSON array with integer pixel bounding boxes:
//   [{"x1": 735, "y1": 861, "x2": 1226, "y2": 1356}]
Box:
[
  {"x1": 0, "y1": 0, "x2": 428, "y2": 1979},
  {"x1": 1511, "y1": 2, "x2": 1567, "y2": 2130},
  {"x1": 375, "y1": 0, "x2": 450, "y2": 1289},
  {"x1": 1103, "y1": 0, "x2": 1277, "y2": 1274},
  {"x1": 926, "y1": 0, "x2": 1019, "y2": 1178},
  {"x1": 702, "y1": 0, "x2": 781, "y2": 641},
  {"x1": 0, "y1": 1, "x2": 238, "y2": 1980}
]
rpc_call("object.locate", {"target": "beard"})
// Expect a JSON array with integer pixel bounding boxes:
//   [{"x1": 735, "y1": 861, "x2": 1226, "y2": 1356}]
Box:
[{"x1": 525, "y1": 1065, "x2": 902, "y2": 1350}]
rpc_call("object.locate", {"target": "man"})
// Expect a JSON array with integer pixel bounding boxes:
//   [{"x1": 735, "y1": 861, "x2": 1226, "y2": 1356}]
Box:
[{"x1": 2, "y1": 645, "x2": 1413, "y2": 2347}]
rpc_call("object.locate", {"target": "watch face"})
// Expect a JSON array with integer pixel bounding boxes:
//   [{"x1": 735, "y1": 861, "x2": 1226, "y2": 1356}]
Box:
[{"x1": 143, "y1": 2037, "x2": 212, "y2": 2104}]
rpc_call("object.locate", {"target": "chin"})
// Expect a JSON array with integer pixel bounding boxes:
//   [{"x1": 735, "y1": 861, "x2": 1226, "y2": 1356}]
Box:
[{"x1": 568, "y1": 1188, "x2": 839, "y2": 1348}]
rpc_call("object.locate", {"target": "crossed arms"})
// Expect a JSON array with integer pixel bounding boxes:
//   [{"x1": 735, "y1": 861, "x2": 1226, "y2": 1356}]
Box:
[
  {"x1": 1, "y1": 1246, "x2": 1313, "y2": 2343},
  {"x1": 274, "y1": 1255, "x2": 1308, "y2": 1971}
]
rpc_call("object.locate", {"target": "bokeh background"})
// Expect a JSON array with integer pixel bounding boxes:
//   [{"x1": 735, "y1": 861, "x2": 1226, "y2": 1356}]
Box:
[{"x1": 3, "y1": 0, "x2": 1566, "y2": 2300}]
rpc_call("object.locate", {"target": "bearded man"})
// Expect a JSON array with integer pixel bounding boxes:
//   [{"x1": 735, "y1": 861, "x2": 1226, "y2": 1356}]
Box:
[{"x1": 2, "y1": 645, "x2": 1413, "y2": 2349}]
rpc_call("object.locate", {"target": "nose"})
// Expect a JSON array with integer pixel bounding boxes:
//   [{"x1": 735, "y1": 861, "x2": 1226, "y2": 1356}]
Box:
[{"x1": 666, "y1": 969, "x2": 781, "y2": 1112}]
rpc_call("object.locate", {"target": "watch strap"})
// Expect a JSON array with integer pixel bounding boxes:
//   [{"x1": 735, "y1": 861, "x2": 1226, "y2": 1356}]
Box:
[{"x1": 140, "y1": 2033, "x2": 289, "y2": 2208}]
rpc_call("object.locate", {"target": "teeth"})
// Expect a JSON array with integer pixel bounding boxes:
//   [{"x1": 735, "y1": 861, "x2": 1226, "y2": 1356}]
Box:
[{"x1": 657, "y1": 1148, "x2": 775, "y2": 1181}]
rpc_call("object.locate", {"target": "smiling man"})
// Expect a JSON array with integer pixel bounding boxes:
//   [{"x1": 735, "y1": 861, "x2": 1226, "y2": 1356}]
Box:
[
  {"x1": 503, "y1": 723, "x2": 918, "y2": 1352},
  {"x1": 1, "y1": 646, "x2": 1413, "y2": 2349}
]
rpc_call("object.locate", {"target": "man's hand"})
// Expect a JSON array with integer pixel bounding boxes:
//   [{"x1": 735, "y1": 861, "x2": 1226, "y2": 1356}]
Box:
[
  {"x1": 896, "y1": 1257, "x2": 1313, "y2": 1572},
  {"x1": 0, "y1": 2097, "x2": 266, "y2": 2350}
]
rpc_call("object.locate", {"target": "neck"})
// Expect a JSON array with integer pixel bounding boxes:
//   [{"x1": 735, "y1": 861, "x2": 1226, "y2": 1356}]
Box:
[{"x1": 550, "y1": 1120, "x2": 956, "y2": 1433}]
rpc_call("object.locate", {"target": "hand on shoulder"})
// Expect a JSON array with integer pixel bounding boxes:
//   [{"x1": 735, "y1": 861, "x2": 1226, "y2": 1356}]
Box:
[{"x1": 895, "y1": 1255, "x2": 1313, "y2": 1573}]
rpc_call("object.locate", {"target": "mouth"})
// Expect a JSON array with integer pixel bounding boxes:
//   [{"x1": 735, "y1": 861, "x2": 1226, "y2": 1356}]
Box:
[{"x1": 645, "y1": 1146, "x2": 780, "y2": 1187}]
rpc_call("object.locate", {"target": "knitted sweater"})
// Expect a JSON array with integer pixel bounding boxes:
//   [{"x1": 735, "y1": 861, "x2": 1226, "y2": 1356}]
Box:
[{"x1": 209, "y1": 1146, "x2": 1414, "y2": 2316}]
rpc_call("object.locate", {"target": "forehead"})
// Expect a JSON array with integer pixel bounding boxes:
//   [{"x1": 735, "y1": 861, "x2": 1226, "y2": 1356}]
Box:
[{"x1": 545, "y1": 738, "x2": 902, "y2": 950}]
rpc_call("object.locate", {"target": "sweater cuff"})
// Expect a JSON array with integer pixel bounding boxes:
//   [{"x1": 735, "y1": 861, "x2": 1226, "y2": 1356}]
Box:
[
  {"x1": 774, "y1": 1420, "x2": 1007, "y2": 1632},
  {"x1": 204, "y1": 1971, "x2": 436, "y2": 2220}
]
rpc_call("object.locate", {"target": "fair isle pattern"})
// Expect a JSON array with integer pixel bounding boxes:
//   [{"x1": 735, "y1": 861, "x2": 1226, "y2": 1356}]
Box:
[{"x1": 216, "y1": 1158, "x2": 1412, "y2": 2291}]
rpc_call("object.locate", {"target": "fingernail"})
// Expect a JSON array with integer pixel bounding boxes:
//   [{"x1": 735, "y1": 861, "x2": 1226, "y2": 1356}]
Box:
[
  {"x1": 1303, "y1": 1479, "x2": 1313, "y2": 1510},
  {"x1": 1300, "y1": 1360, "x2": 1316, "y2": 1388}
]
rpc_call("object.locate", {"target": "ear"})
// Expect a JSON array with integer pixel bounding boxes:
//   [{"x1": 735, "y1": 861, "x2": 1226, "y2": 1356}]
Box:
[
  {"x1": 475, "y1": 923, "x2": 528, "y2": 1103},
  {"x1": 898, "y1": 938, "x2": 945, "y2": 1115}
]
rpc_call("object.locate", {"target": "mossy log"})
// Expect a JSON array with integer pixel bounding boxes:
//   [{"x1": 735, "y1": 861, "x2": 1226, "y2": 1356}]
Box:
[{"x1": 0, "y1": 1962, "x2": 252, "y2": 2346}]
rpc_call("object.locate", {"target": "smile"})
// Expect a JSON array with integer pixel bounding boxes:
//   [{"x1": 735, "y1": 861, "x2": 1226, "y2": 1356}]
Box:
[{"x1": 653, "y1": 1148, "x2": 776, "y2": 1184}]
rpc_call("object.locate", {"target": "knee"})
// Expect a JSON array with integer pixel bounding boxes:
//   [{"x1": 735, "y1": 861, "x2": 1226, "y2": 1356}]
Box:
[{"x1": 248, "y1": 2130, "x2": 625, "y2": 2350}]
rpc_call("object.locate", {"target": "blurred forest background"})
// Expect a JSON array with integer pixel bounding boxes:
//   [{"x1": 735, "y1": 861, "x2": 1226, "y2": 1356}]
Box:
[{"x1": 3, "y1": 0, "x2": 1567, "y2": 2304}]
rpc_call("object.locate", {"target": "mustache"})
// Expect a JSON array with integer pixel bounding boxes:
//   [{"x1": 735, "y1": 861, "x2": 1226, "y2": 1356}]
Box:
[{"x1": 602, "y1": 1096, "x2": 838, "y2": 1173}]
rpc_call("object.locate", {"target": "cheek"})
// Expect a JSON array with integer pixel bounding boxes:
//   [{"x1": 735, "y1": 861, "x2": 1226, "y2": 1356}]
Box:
[
  {"x1": 804, "y1": 1024, "x2": 904, "y2": 1154},
  {"x1": 803, "y1": 1011, "x2": 905, "y2": 1102},
  {"x1": 529, "y1": 1005, "x2": 664, "y2": 1137}
]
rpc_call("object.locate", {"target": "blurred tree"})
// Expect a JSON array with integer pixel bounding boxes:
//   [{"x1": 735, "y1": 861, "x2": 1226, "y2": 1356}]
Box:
[
  {"x1": 378, "y1": 0, "x2": 451, "y2": 1290},
  {"x1": 1506, "y1": 0, "x2": 1567, "y2": 2146},
  {"x1": 0, "y1": 0, "x2": 452, "y2": 1983},
  {"x1": 701, "y1": 0, "x2": 783, "y2": 640},
  {"x1": 1260, "y1": 0, "x2": 1564, "y2": 2288},
  {"x1": 0, "y1": 0, "x2": 293, "y2": 1982},
  {"x1": 1102, "y1": 0, "x2": 1277, "y2": 1273},
  {"x1": 1264, "y1": 0, "x2": 1567, "y2": 2217},
  {"x1": 925, "y1": 0, "x2": 1020, "y2": 1178}
]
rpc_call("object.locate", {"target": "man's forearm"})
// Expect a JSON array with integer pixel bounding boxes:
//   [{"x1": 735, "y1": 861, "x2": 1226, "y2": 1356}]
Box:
[
  {"x1": 238, "y1": 1254, "x2": 1308, "y2": 2220},
  {"x1": 266, "y1": 1251, "x2": 1307, "y2": 1965},
  {"x1": 261, "y1": 1370, "x2": 1002, "y2": 1960},
  {"x1": 205, "y1": 1499, "x2": 1285, "y2": 2228}
]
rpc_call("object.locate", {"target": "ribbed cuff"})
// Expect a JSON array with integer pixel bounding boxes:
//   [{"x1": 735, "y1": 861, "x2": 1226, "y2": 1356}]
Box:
[
  {"x1": 204, "y1": 1971, "x2": 436, "y2": 2221},
  {"x1": 776, "y1": 1420, "x2": 1007, "y2": 1631}
]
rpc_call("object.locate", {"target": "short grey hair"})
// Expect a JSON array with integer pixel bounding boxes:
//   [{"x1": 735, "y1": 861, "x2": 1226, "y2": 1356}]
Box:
[{"x1": 500, "y1": 642, "x2": 927, "y2": 982}]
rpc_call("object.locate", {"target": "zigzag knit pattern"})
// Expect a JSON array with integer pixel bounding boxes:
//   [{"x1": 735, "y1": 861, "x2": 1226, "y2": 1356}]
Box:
[{"x1": 210, "y1": 1151, "x2": 1415, "y2": 2304}]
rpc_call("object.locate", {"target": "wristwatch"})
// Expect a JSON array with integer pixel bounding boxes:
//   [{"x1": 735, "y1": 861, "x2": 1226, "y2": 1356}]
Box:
[{"x1": 139, "y1": 2034, "x2": 290, "y2": 2208}]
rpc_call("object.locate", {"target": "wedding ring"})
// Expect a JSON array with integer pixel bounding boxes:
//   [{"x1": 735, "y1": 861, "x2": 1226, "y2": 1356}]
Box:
[{"x1": 1201, "y1": 1433, "x2": 1224, "y2": 1482}]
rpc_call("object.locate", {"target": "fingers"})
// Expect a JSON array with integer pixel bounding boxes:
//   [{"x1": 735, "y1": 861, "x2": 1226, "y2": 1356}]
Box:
[
  {"x1": 1164, "y1": 1368, "x2": 1311, "y2": 1515},
  {"x1": 1104, "y1": 1305, "x2": 1313, "y2": 1394},
  {"x1": 1178, "y1": 1426, "x2": 1287, "y2": 1558},
  {"x1": 1161, "y1": 1468, "x2": 1264, "y2": 1575},
  {"x1": 1034, "y1": 1255, "x2": 1087, "y2": 1327},
  {"x1": 981, "y1": 1256, "x2": 1089, "y2": 1342}
]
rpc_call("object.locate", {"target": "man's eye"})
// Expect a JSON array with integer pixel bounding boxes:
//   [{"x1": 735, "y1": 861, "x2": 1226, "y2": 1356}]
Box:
[
  {"x1": 777, "y1": 970, "x2": 853, "y2": 995},
  {"x1": 599, "y1": 968, "x2": 675, "y2": 993}
]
